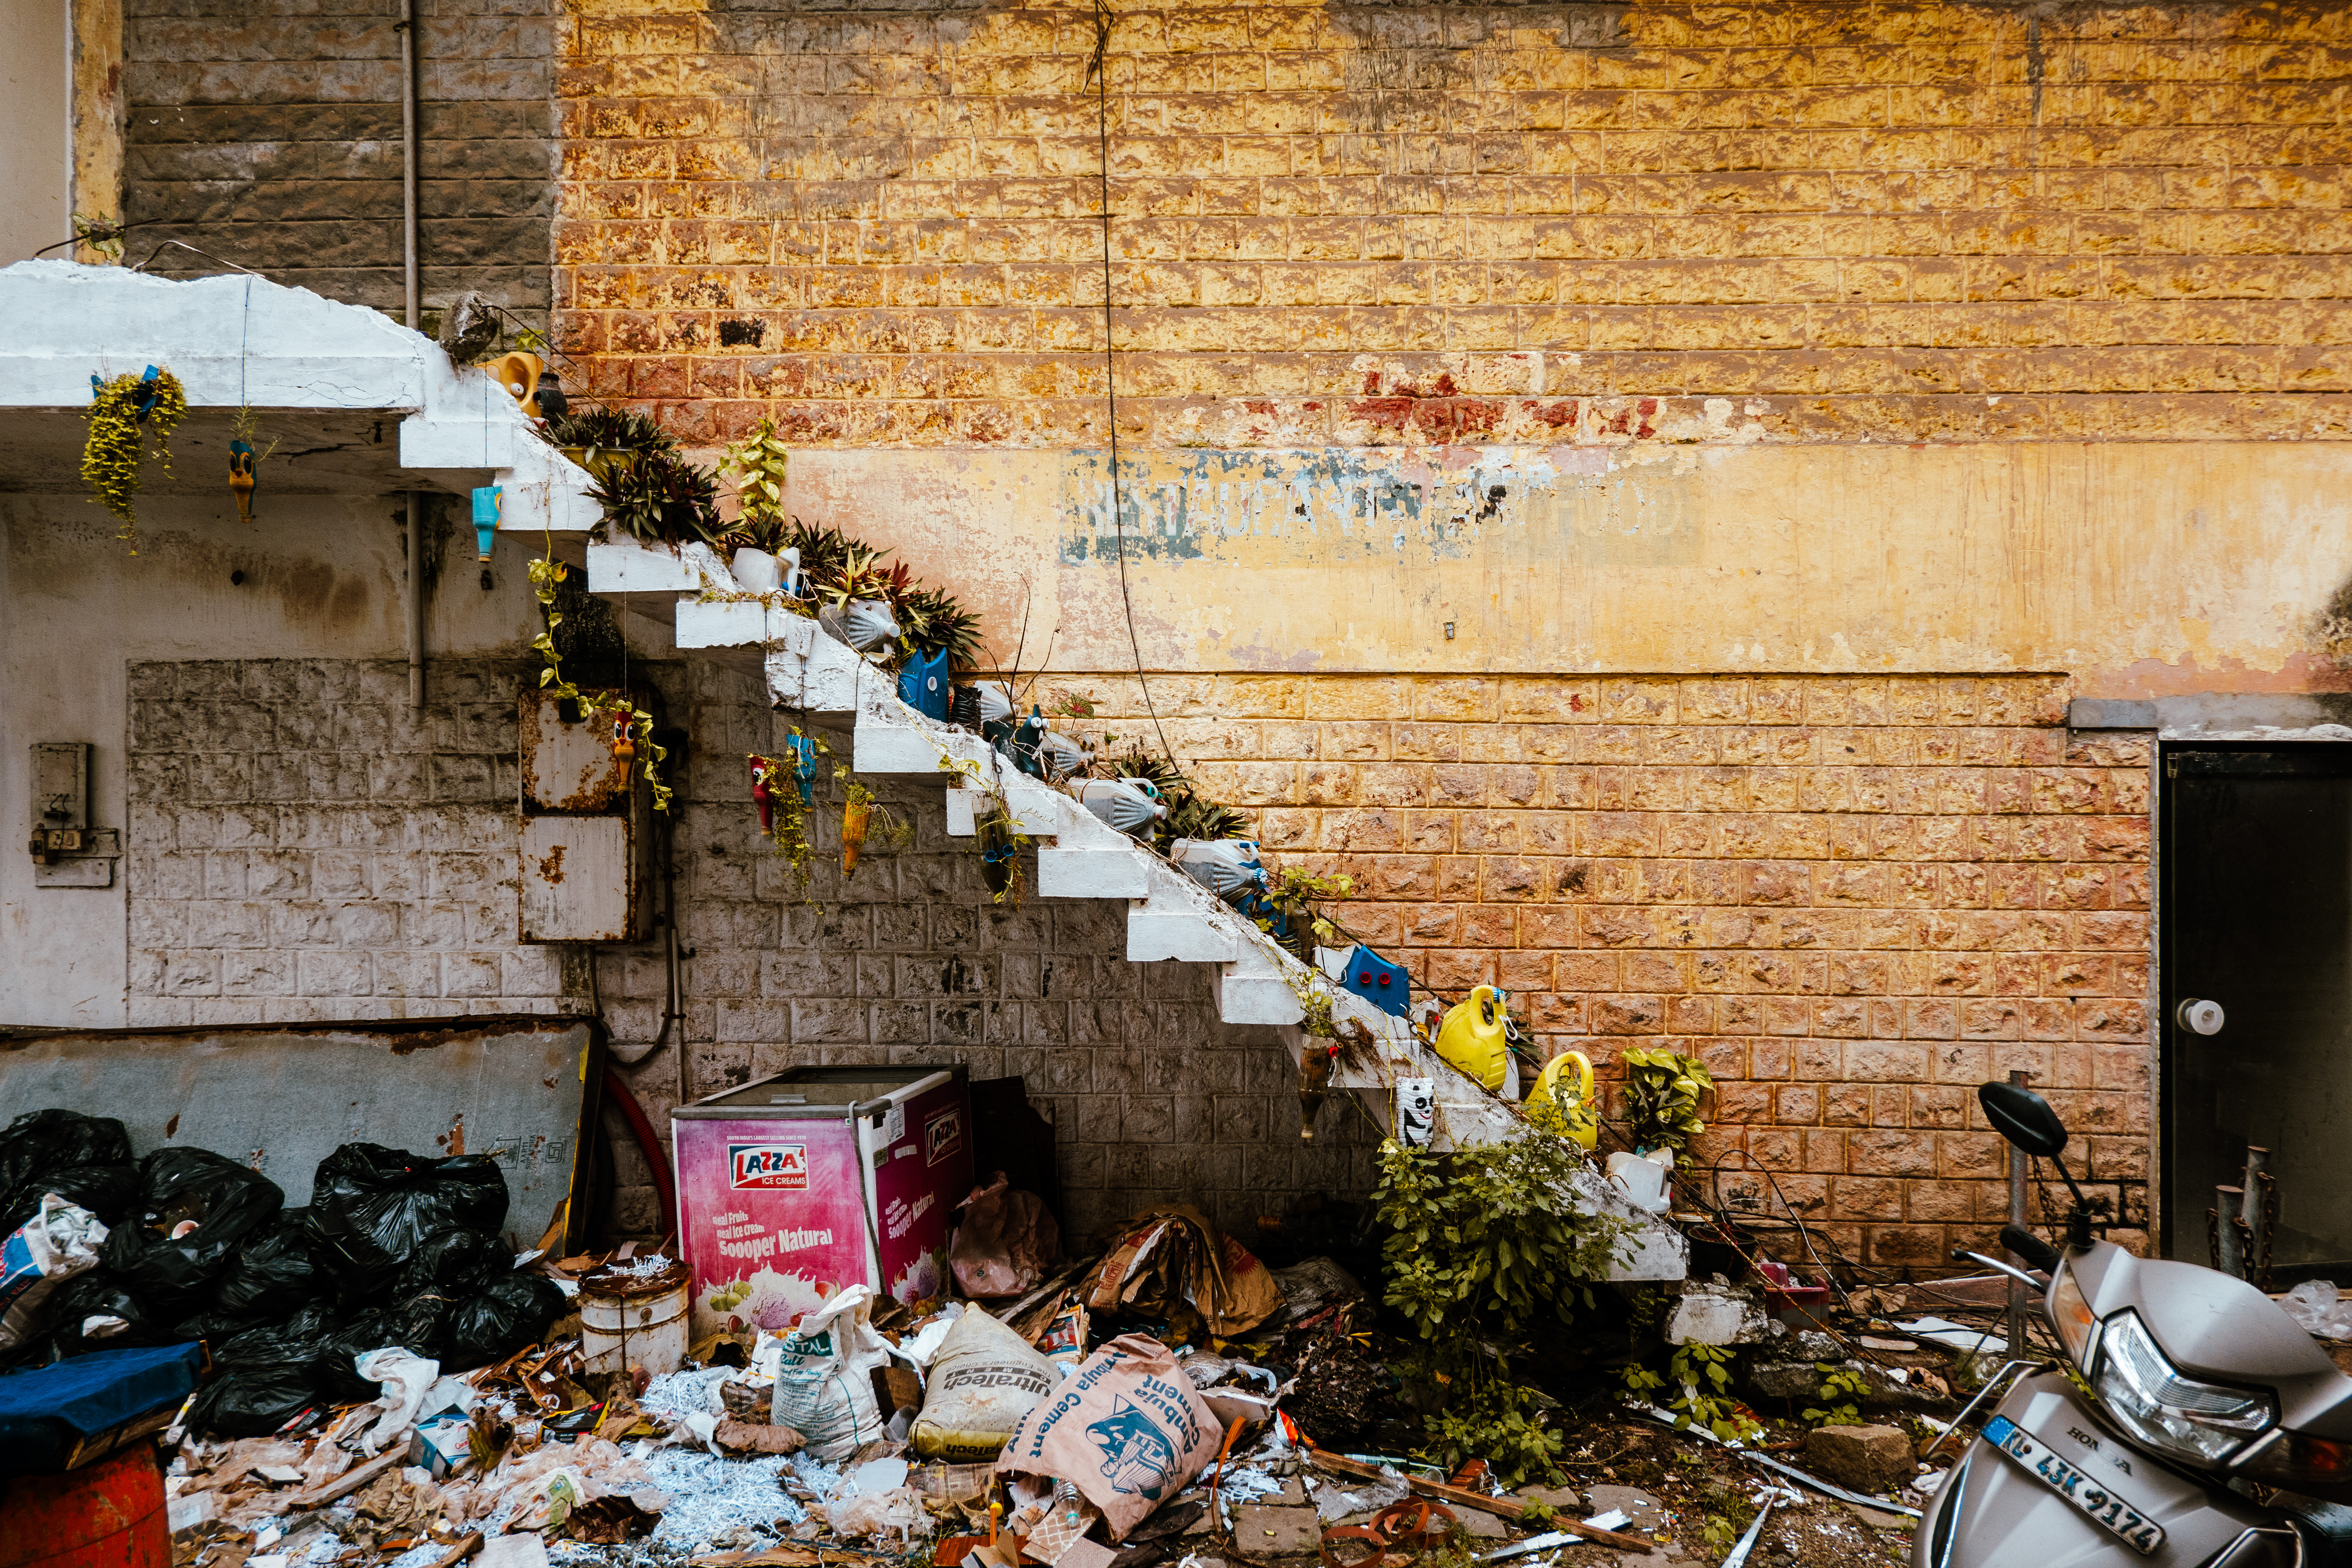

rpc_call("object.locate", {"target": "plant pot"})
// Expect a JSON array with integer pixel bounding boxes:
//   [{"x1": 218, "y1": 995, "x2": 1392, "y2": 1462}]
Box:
[{"x1": 732, "y1": 547, "x2": 783, "y2": 593}]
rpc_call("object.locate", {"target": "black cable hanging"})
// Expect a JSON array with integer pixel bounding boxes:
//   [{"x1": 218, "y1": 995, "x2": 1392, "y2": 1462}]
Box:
[{"x1": 1087, "y1": 0, "x2": 1176, "y2": 770}]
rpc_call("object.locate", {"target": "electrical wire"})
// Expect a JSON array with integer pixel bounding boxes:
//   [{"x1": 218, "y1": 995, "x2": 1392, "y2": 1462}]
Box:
[{"x1": 1086, "y1": 0, "x2": 1175, "y2": 771}]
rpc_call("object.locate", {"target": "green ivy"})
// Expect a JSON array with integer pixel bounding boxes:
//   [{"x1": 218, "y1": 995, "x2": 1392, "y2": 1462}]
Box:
[{"x1": 1372, "y1": 1126, "x2": 1627, "y2": 1485}]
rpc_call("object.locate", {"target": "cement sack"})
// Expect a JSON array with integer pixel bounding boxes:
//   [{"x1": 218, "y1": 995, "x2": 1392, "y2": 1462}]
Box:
[
  {"x1": 770, "y1": 1283, "x2": 892, "y2": 1462},
  {"x1": 995, "y1": 1333, "x2": 1220, "y2": 1535},
  {"x1": 0, "y1": 1194, "x2": 107, "y2": 1351},
  {"x1": 911, "y1": 1304, "x2": 1060, "y2": 1461}
]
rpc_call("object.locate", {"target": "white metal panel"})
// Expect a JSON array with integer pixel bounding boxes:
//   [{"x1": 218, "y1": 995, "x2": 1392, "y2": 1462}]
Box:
[{"x1": 519, "y1": 815, "x2": 633, "y2": 941}]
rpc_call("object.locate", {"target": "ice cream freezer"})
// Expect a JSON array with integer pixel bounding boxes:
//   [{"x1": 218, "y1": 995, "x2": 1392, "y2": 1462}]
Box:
[{"x1": 671, "y1": 1065, "x2": 975, "y2": 1341}]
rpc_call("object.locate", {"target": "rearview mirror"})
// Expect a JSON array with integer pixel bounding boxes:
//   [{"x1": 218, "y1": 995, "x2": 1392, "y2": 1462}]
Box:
[{"x1": 1980, "y1": 1081, "x2": 2068, "y2": 1159}]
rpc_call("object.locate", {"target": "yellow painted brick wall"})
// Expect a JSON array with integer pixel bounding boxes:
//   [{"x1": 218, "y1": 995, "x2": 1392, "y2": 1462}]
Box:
[
  {"x1": 1042, "y1": 671, "x2": 2150, "y2": 1265},
  {"x1": 555, "y1": 0, "x2": 2352, "y2": 447}
]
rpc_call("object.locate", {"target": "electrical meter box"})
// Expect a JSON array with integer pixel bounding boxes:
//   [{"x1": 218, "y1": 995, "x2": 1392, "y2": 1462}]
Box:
[
  {"x1": 517, "y1": 688, "x2": 650, "y2": 942},
  {"x1": 671, "y1": 1066, "x2": 975, "y2": 1340}
]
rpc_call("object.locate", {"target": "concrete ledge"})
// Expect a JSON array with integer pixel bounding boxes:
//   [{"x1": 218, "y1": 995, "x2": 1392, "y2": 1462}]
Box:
[
  {"x1": 588, "y1": 541, "x2": 700, "y2": 595},
  {"x1": 1211, "y1": 968, "x2": 1305, "y2": 1026},
  {"x1": 1127, "y1": 906, "x2": 1241, "y2": 963},
  {"x1": 1038, "y1": 848, "x2": 1150, "y2": 899},
  {"x1": 2067, "y1": 698, "x2": 2156, "y2": 730}
]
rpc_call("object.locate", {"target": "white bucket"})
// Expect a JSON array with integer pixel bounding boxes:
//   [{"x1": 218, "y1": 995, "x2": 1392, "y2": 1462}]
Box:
[{"x1": 579, "y1": 1261, "x2": 691, "y2": 1377}]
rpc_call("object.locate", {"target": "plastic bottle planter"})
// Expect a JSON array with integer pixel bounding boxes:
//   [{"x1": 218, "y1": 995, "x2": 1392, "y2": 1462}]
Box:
[
  {"x1": 471, "y1": 486, "x2": 502, "y2": 561},
  {"x1": 228, "y1": 439, "x2": 257, "y2": 522},
  {"x1": 1433, "y1": 985, "x2": 1511, "y2": 1093},
  {"x1": 896, "y1": 648, "x2": 951, "y2": 722},
  {"x1": 947, "y1": 684, "x2": 983, "y2": 730},
  {"x1": 1074, "y1": 778, "x2": 1167, "y2": 839},
  {"x1": 1338, "y1": 943, "x2": 1412, "y2": 1020},
  {"x1": 749, "y1": 754, "x2": 777, "y2": 833},
  {"x1": 1298, "y1": 1038, "x2": 1338, "y2": 1142},
  {"x1": 978, "y1": 812, "x2": 1017, "y2": 894},
  {"x1": 841, "y1": 791, "x2": 870, "y2": 874},
  {"x1": 817, "y1": 598, "x2": 898, "y2": 655},
  {"x1": 1036, "y1": 727, "x2": 1091, "y2": 780},
  {"x1": 783, "y1": 733, "x2": 817, "y2": 805},
  {"x1": 732, "y1": 548, "x2": 784, "y2": 593},
  {"x1": 1170, "y1": 838, "x2": 1268, "y2": 905},
  {"x1": 1528, "y1": 1050, "x2": 1599, "y2": 1150}
]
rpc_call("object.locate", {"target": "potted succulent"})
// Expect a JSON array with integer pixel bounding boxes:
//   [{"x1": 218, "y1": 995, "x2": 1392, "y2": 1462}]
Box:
[
  {"x1": 541, "y1": 407, "x2": 666, "y2": 484},
  {"x1": 719, "y1": 419, "x2": 794, "y2": 591}
]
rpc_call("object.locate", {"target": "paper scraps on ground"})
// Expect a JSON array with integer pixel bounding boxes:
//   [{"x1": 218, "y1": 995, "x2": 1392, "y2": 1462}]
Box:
[{"x1": 1580, "y1": 1510, "x2": 1630, "y2": 1531}]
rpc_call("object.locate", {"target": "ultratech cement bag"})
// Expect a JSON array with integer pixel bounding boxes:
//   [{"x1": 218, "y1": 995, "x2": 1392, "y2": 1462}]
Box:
[
  {"x1": 911, "y1": 1303, "x2": 1059, "y2": 1461},
  {"x1": 994, "y1": 1333, "x2": 1219, "y2": 1535},
  {"x1": 770, "y1": 1283, "x2": 892, "y2": 1462}
]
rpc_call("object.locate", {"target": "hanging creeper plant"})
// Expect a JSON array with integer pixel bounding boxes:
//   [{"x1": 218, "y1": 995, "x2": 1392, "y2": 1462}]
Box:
[
  {"x1": 527, "y1": 549, "x2": 671, "y2": 812},
  {"x1": 83, "y1": 366, "x2": 188, "y2": 554}
]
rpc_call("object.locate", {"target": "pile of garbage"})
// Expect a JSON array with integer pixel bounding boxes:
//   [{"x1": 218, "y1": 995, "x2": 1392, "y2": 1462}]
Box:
[{"x1": 0, "y1": 1109, "x2": 567, "y2": 1433}]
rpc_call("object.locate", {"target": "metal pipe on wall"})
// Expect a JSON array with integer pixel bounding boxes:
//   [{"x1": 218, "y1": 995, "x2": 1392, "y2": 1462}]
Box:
[
  {"x1": 407, "y1": 493, "x2": 426, "y2": 709},
  {"x1": 398, "y1": 0, "x2": 419, "y2": 329}
]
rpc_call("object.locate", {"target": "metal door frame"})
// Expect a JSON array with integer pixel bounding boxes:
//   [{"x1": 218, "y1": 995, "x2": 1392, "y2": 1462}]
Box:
[{"x1": 2153, "y1": 735, "x2": 2352, "y2": 1263}]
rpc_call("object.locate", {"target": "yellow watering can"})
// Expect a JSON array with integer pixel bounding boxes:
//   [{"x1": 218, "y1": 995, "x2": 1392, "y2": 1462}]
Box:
[
  {"x1": 1528, "y1": 1050, "x2": 1598, "y2": 1150},
  {"x1": 1433, "y1": 986, "x2": 1511, "y2": 1092}
]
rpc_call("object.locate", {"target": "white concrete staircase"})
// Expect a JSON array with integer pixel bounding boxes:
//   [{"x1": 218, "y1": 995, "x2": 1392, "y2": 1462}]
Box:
[{"x1": 589, "y1": 537, "x2": 1687, "y2": 1281}]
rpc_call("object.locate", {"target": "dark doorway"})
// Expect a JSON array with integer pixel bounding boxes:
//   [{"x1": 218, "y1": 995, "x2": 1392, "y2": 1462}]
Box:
[{"x1": 2162, "y1": 744, "x2": 2352, "y2": 1276}]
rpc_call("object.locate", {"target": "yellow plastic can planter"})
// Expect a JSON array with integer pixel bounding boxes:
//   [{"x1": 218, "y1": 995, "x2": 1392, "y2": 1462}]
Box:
[
  {"x1": 1433, "y1": 985, "x2": 1511, "y2": 1092},
  {"x1": 1528, "y1": 1050, "x2": 1599, "y2": 1149}
]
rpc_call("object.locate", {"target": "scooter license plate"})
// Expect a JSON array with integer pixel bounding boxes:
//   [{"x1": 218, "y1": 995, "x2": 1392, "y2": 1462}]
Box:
[{"x1": 1983, "y1": 1416, "x2": 2166, "y2": 1556}]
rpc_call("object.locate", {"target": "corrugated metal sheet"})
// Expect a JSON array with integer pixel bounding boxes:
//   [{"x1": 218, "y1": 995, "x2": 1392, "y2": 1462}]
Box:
[{"x1": 0, "y1": 1016, "x2": 602, "y2": 1253}]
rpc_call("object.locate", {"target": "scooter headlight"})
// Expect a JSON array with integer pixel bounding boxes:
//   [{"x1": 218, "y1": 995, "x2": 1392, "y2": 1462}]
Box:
[
  {"x1": 2049, "y1": 1261, "x2": 2098, "y2": 1367},
  {"x1": 2092, "y1": 1310, "x2": 2275, "y2": 1465}
]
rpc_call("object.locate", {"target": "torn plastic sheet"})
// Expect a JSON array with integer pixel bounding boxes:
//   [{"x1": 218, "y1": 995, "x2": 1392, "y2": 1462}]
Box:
[
  {"x1": 1309, "y1": 1463, "x2": 1409, "y2": 1523},
  {"x1": 1893, "y1": 1317, "x2": 2009, "y2": 1357}
]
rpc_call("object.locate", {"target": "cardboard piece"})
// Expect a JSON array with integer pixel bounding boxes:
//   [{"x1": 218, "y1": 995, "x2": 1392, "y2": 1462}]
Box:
[{"x1": 1080, "y1": 1208, "x2": 1281, "y2": 1340}]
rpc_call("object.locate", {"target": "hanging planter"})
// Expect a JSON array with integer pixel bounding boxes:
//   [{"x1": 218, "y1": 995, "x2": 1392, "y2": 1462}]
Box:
[{"x1": 82, "y1": 365, "x2": 187, "y2": 554}]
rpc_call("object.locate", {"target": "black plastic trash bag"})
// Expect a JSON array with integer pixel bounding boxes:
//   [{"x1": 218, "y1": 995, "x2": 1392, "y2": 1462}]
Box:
[
  {"x1": 303, "y1": 1145, "x2": 508, "y2": 1305},
  {"x1": 315, "y1": 1290, "x2": 451, "y2": 1403},
  {"x1": 101, "y1": 1149, "x2": 285, "y2": 1318},
  {"x1": 0, "y1": 1110, "x2": 134, "y2": 1226},
  {"x1": 187, "y1": 1303, "x2": 337, "y2": 1437},
  {"x1": 175, "y1": 1213, "x2": 329, "y2": 1341},
  {"x1": 43, "y1": 1269, "x2": 174, "y2": 1359},
  {"x1": 440, "y1": 1268, "x2": 568, "y2": 1370},
  {"x1": 2, "y1": 1162, "x2": 142, "y2": 1234},
  {"x1": 395, "y1": 1227, "x2": 508, "y2": 1295}
]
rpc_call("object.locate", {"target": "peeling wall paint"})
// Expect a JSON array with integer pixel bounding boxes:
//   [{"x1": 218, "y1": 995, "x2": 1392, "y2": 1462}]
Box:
[{"x1": 780, "y1": 440, "x2": 2352, "y2": 695}]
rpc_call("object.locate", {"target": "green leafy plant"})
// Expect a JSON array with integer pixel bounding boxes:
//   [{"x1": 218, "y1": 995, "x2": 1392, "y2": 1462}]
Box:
[
  {"x1": 1621, "y1": 1047, "x2": 1713, "y2": 1155},
  {"x1": 936, "y1": 754, "x2": 1032, "y2": 907},
  {"x1": 83, "y1": 367, "x2": 188, "y2": 554},
  {"x1": 1374, "y1": 1128, "x2": 1626, "y2": 1484},
  {"x1": 1108, "y1": 747, "x2": 1250, "y2": 851},
  {"x1": 718, "y1": 418, "x2": 791, "y2": 547},
  {"x1": 1260, "y1": 865, "x2": 1355, "y2": 962},
  {"x1": 1667, "y1": 1342, "x2": 1762, "y2": 1442},
  {"x1": 1804, "y1": 1363, "x2": 1869, "y2": 1427},
  {"x1": 589, "y1": 447, "x2": 720, "y2": 546}
]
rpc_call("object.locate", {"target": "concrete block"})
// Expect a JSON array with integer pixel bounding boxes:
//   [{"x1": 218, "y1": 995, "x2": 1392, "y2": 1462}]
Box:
[
  {"x1": 674, "y1": 599, "x2": 767, "y2": 648},
  {"x1": 1211, "y1": 968, "x2": 1305, "y2": 1026},
  {"x1": 1666, "y1": 1280, "x2": 1770, "y2": 1346},
  {"x1": 1038, "y1": 848, "x2": 1151, "y2": 899},
  {"x1": 587, "y1": 540, "x2": 698, "y2": 594},
  {"x1": 1802, "y1": 1424, "x2": 1915, "y2": 1494}
]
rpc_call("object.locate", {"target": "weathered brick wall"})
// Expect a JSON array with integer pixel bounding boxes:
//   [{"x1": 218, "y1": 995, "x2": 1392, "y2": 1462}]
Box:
[
  {"x1": 123, "y1": 0, "x2": 556, "y2": 315},
  {"x1": 124, "y1": 658, "x2": 1376, "y2": 1241},
  {"x1": 1044, "y1": 670, "x2": 2150, "y2": 1265},
  {"x1": 555, "y1": 0, "x2": 2352, "y2": 447}
]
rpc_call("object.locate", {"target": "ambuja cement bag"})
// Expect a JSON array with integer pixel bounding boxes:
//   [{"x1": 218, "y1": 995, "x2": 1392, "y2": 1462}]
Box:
[
  {"x1": 771, "y1": 1283, "x2": 892, "y2": 1461},
  {"x1": 911, "y1": 1304, "x2": 1060, "y2": 1461},
  {"x1": 994, "y1": 1333, "x2": 1219, "y2": 1534}
]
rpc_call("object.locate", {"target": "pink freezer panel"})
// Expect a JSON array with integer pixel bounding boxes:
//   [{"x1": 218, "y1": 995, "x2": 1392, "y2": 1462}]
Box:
[
  {"x1": 872, "y1": 1078, "x2": 975, "y2": 1307},
  {"x1": 676, "y1": 1114, "x2": 869, "y2": 1341}
]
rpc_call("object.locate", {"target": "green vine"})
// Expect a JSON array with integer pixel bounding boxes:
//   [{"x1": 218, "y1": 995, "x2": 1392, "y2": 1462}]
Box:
[
  {"x1": 527, "y1": 548, "x2": 671, "y2": 813},
  {"x1": 83, "y1": 368, "x2": 188, "y2": 554},
  {"x1": 751, "y1": 733, "x2": 910, "y2": 897}
]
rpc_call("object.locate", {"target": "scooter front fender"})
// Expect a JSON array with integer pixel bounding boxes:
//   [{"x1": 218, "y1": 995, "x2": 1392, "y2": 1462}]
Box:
[{"x1": 1914, "y1": 1371, "x2": 2273, "y2": 1568}]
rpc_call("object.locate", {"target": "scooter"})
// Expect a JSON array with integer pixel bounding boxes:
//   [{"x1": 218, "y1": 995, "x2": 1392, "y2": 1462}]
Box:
[{"x1": 1916, "y1": 1081, "x2": 2352, "y2": 1567}]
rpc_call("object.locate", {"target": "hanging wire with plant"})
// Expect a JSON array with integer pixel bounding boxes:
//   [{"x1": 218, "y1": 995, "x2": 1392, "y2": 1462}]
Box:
[
  {"x1": 83, "y1": 366, "x2": 188, "y2": 554},
  {"x1": 527, "y1": 521, "x2": 671, "y2": 812},
  {"x1": 750, "y1": 730, "x2": 911, "y2": 897}
]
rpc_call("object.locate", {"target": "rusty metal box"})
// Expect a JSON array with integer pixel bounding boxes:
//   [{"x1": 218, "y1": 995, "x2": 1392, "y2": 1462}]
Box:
[{"x1": 518, "y1": 689, "x2": 649, "y2": 942}]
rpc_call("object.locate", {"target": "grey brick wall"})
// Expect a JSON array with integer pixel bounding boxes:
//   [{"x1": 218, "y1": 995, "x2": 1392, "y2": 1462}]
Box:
[
  {"x1": 126, "y1": 658, "x2": 1379, "y2": 1246},
  {"x1": 121, "y1": 0, "x2": 555, "y2": 316}
]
